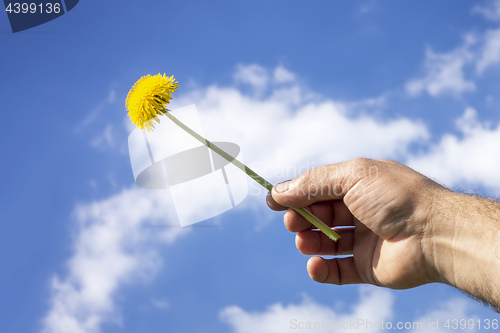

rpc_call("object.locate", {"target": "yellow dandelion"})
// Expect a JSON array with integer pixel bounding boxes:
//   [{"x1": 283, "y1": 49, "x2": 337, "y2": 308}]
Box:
[{"x1": 126, "y1": 73, "x2": 179, "y2": 131}]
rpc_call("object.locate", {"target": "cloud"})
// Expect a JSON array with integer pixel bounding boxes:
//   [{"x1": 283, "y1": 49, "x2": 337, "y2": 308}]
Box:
[
  {"x1": 472, "y1": 0, "x2": 500, "y2": 22},
  {"x1": 173, "y1": 63, "x2": 500, "y2": 207},
  {"x1": 41, "y1": 187, "x2": 187, "y2": 333},
  {"x1": 476, "y1": 28, "x2": 500, "y2": 74},
  {"x1": 152, "y1": 299, "x2": 170, "y2": 310},
  {"x1": 407, "y1": 7, "x2": 500, "y2": 97},
  {"x1": 408, "y1": 108, "x2": 500, "y2": 193},
  {"x1": 76, "y1": 88, "x2": 130, "y2": 154},
  {"x1": 359, "y1": 0, "x2": 379, "y2": 15},
  {"x1": 77, "y1": 89, "x2": 118, "y2": 130},
  {"x1": 219, "y1": 286, "x2": 394, "y2": 333},
  {"x1": 234, "y1": 63, "x2": 270, "y2": 90},
  {"x1": 405, "y1": 39, "x2": 476, "y2": 97},
  {"x1": 174, "y1": 64, "x2": 428, "y2": 186},
  {"x1": 90, "y1": 124, "x2": 114, "y2": 148},
  {"x1": 410, "y1": 298, "x2": 478, "y2": 333},
  {"x1": 220, "y1": 288, "x2": 484, "y2": 333},
  {"x1": 273, "y1": 65, "x2": 296, "y2": 84}
]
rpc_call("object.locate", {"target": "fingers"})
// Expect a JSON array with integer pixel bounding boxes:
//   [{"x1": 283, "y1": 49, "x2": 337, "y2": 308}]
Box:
[
  {"x1": 271, "y1": 159, "x2": 374, "y2": 208},
  {"x1": 266, "y1": 191, "x2": 287, "y2": 211},
  {"x1": 296, "y1": 228, "x2": 355, "y2": 256},
  {"x1": 307, "y1": 256, "x2": 363, "y2": 285},
  {"x1": 284, "y1": 200, "x2": 353, "y2": 232}
]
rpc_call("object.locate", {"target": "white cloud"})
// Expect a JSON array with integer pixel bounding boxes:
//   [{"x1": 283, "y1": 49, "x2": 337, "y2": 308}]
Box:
[
  {"x1": 219, "y1": 286, "x2": 394, "y2": 333},
  {"x1": 408, "y1": 108, "x2": 500, "y2": 192},
  {"x1": 152, "y1": 299, "x2": 170, "y2": 310},
  {"x1": 76, "y1": 88, "x2": 130, "y2": 154},
  {"x1": 405, "y1": 41, "x2": 476, "y2": 97},
  {"x1": 77, "y1": 89, "x2": 117, "y2": 130},
  {"x1": 273, "y1": 65, "x2": 296, "y2": 84},
  {"x1": 234, "y1": 64, "x2": 301, "y2": 93},
  {"x1": 107, "y1": 89, "x2": 116, "y2": 103},
  {"x1": 407, "y1": 6, "x2": 500, "y2": 96},
  {"x1": 359, "y1": 0, "x2": 379, "y2": 15},
  {"x1": 234, "y1": 64, "x2": 270, "y2": 90},
  {"x1": 473, "y1": 0, "x2": 500, "y2": 22},
  {"x1": 90, "y1": 124, "x2": 114, "y2": 148},
  {"x1": 220, "y1": 288, "x2": 484, "y2": 333},
  {"x1": 410, "y1": 298, "x2": 478, "y2": 333},
  {"x1": 41, "y1": 187, "x2": 187, "y2": 333},
  {"x1": 174, "y1": 65, "x2": 428, "y2": 186},
  {"x1": 173, "y1": 63, "x2": 500, "y2": 208},
  {"x1": 476, "y1": 28, "x2": 500, "y2": 74}
]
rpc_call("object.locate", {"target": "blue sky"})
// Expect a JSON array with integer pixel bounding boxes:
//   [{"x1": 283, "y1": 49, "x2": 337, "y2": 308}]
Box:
[{"x1": 2, "y1": 1, "x2": 500, "y2": 332}]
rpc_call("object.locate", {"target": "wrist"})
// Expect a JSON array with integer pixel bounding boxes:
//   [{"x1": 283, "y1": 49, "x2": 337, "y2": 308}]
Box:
[
  {"x1": 424, "y1": 190, "x2": 500, "y2": 306},
  {"x1": 417, "y1": 187, "x2": 454, "y2": 285}
]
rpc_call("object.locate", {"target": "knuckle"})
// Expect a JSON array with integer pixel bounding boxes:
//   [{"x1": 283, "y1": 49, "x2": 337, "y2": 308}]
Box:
[
  {"x1": 350, "y1": 157, "x2": 374, "y2": 168},
  {"x1": 376, "y1": 158, "x2": 396, "y2": 164}
]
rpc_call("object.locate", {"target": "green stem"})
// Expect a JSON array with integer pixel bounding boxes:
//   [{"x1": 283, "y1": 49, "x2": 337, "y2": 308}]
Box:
[{"x1": 161, "y1": 110, "x2": 340, "y2": 242}]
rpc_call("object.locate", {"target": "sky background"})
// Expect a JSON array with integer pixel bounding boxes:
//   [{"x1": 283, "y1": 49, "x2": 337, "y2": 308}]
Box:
[{"x1": 1, "y1": 1, "x2": 500, "y2": 332}]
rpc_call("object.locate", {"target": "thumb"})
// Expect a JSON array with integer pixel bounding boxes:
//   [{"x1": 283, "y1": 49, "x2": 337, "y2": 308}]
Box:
[{"x1": 271, "y1": 160, "x2": 369, "y2": 208}]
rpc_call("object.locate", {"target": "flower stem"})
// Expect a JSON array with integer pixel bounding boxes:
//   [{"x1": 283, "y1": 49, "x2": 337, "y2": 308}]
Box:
[{"x1": 162, "y1": 109, "x2": 340, "y2": 242}]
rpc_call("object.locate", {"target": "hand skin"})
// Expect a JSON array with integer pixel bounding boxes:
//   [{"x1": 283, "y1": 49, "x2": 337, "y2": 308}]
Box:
[{"x1": 267, "y1": 158, "x2": 500, "y2": 312}]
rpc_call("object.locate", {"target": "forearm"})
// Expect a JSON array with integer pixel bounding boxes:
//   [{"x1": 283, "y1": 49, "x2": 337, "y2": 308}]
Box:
[{"x1": 426, "y1": 191, "x2": 500, "y2": 310}]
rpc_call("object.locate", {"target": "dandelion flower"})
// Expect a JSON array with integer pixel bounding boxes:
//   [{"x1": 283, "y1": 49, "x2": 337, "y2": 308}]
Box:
[
  {"x1": 126, "y1": 73, "x2": 179, "y2": 130},
  {"x1": 125, "y1": 74, "x2": 340, "y2": 241}
]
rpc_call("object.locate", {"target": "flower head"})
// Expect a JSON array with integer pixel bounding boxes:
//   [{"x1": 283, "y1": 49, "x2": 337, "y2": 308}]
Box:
[{"x1": 126, "y1": 73, "x2": 179, "y2": 131}]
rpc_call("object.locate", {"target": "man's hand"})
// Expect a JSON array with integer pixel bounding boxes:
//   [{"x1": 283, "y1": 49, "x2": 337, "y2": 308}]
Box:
[{"x1": 267, "y1": 158, "x2": 500, "y2": 311}]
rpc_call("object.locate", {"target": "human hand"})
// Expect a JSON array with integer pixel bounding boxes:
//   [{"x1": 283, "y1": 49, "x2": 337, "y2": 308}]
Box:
[{"x1": 267, "y1": 158, "x2": 450, "y2": 289}]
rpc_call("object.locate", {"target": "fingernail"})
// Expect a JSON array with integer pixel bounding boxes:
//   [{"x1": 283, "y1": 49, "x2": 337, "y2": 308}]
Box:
[{"x1": 275, "y1": 180, "x2": 290, "y2": 193}]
